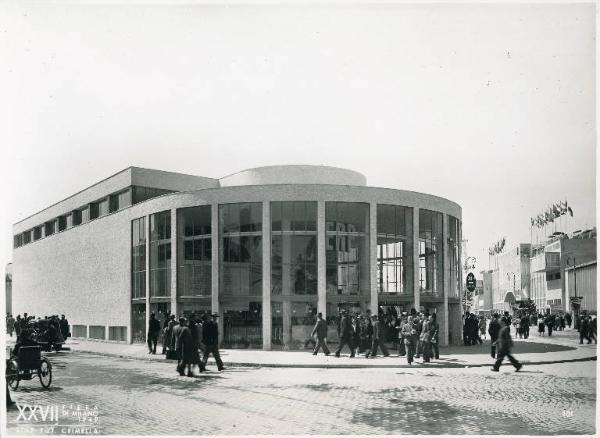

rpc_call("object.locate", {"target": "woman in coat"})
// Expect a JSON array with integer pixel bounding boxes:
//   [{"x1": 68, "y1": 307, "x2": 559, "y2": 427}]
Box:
[{"x1": 180, "y1": 320, "x2": 203, "y2": 377}]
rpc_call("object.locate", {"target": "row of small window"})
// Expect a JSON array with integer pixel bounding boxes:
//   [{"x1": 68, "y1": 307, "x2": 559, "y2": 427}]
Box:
[
  {"x1": 14, "y1": 186, "x2": 174, "y2": 249},
  {"x1": 71, "y1": 324, "x2": 127, "y2": 341},
  {"x1": 14, "y1": 189, "x2": 131, "y2": 248}
]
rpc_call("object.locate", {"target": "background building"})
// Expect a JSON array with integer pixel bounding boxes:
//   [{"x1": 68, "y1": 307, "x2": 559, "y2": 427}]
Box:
[
  {"x1": 491, "y1": 244, "x2": 531, "y2": 313},
  {"x1": 487, "y1": 231, "x2": 596, "y2": 316},
  {"x1": 11, "y1": 165, "x2": 463, "y2": 348}
]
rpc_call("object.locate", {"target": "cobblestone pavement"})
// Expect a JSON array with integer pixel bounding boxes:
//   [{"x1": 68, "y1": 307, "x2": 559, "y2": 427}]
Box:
[{"x1": 6, "y1": 351, "x2": 596, "y2": 435}]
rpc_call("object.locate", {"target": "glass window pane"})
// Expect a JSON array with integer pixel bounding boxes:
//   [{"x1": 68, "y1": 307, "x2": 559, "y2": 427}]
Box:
[
  {"x1": 305, "y1": 202, "x2": 317, "y2": 231},
  {"x1": 377, "y1": 204, "x2": 395, "y2": 235},
  {"x1": 271, "y1": 202, "x2": 282, "y2": 232},
  {"x1": 240, "y1": 203, "x2": 252, "y2": 232},
  {"x1": 292, "y1": 202, "x2": 306, "y2": 231}
]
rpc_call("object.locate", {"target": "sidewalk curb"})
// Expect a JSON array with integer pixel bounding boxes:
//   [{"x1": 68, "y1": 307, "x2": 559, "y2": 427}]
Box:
[{"x1": 65, "y1": 347, "x2": 597, "y2": 369}]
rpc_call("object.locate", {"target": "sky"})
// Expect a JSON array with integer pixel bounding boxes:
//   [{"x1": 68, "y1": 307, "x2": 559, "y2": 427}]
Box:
[{"x1": 0, "y1": 1, "x2": 596, "y2": 279}]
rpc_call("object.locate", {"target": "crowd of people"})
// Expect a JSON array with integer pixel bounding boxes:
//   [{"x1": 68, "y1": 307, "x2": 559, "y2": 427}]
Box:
[
  {"x1": 149, "y1": 312, "x2": 224, "y2": 377},
  {"x1": 311, "y1": 308, "x2": 440, "y2": 365},
  {"x1": 6, "y1": 313, "x2": 70, "y2": 344}
]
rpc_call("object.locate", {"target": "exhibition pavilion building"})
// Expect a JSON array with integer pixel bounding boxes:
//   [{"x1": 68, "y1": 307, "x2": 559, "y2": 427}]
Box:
[{"x1": 12, "y1": 165, "x2": 463, "y2": 349}]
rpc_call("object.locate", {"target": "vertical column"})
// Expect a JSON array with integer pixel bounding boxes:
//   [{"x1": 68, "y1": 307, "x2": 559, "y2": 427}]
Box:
[
  {"x1": 170, "y1": 208, "x2": 178, "y2": 317},
  {"x1": 369, "y1": 202, "x2": 378, "y2": 314},
  {"x1": 145, "y1": 215, "x2": 151, "y2": 338},
  {"x1": 317, "y1": 201, "x2": 327, "y2": 318},
  {"x1": 211, "y1": 203, "x2": 223, "y2": 343},
  {"x1": 128, "y1": 220, "x2": 133, "y2": 344},
  {"x1": 281, "y1": 214, "x2": 292, "y2": 347},
  {"x1": 441, "y1": 214, "x2": 450, "y2": 346},
  {"x1": 412, "y1": 208, "x2": 420, "y2": 311},
  {"x1": 262, "y1": 201, "x2": 272, "y2": 350},
  {"x1": 211, "y1": 203, "x2": 219, "y2": 314}
]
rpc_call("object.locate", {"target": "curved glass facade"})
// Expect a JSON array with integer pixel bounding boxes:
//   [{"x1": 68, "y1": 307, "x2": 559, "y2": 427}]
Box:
[{"x1": 130, "y1": 198, "x2": 461, "y2": 348}]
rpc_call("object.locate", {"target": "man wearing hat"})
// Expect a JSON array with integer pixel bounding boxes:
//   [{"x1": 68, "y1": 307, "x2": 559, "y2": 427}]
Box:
[
  {"x1": 334, "y1": 310, "x2": 355, "y2": 358},
  {"x1": 202, "y1": 313, "x2": 224, "y2": 371},
  {"x1": 367, "y1": 314, "x2": 390, "y2": 358}
]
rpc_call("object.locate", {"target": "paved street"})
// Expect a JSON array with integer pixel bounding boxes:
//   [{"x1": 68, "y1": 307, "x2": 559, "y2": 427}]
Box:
[{"x1": 6, "y1": 349, "x2": 596, "y2": 435}]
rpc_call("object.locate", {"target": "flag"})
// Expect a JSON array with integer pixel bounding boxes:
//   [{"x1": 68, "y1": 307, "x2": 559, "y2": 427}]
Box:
[
  {"x1": 530, "y1": 217, "x2": 534, "y2": 227},
  {"x1": 560, "y1": 201, "x2": 568, "y2": 215},
  {"x1": 553, "y1": 203, "x2": 561, "y2": 218},
  {"x1": 568, "y1": 206, "x2": 573, "y2": 217},
  {"x1": 545, "y1": 210, "x2": 554, "y2": 223}
]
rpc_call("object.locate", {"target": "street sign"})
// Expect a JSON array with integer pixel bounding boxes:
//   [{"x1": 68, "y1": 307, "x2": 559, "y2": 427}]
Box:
[{"x1": 466, "y1": 272, "x2": 476, "y2": 292}]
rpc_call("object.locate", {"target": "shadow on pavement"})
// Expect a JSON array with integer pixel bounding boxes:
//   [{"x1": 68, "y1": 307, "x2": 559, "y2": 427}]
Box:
[{"x1": 439, "y1": 341, "x2": 575, "y2": 355}]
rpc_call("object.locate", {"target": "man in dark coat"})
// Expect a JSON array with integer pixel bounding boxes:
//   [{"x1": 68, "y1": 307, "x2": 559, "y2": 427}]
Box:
[
  {"x1": 367, "y1": 315, "x2": 389, "y2": 358},
  {"x1": 545, "y1": 314, "x2": 555, "y2": 337},
  {"x1": 429, "y1": 313, "x2": 440, "y2": 360},
  {"x1": 565, "y1": 312, "x2": 572, "y2": 328},
  {"x1": 311, "y1": 312, "x2": 330, "y2": 355},
  {"x1": 59, "y1": 315, "x2": 69, "y2": 341},
  {"x1": 521, "y1": 314, "x2": 530, "y2": 339},
  {"x1": 334, "y1": 310, "x2": 354, "y2": 358},
  {"x1": 202, "y1": 313, "x2": 224, "y2": 371},
  {"x1": 147, "y1": 313, "x2": 161, "y2": 354},
  {"x1": 488, "y1": 313, "x2": 501, "y2": 358},
  {"x1": 580, "y1": 315, "x2": 592, "y2": 344},
  {"x1": 491, "y1": 319, "x2": 522, "y2": 372},
  {"x1": 501, "y1": 311, "x2": 512, "y2": 335}
]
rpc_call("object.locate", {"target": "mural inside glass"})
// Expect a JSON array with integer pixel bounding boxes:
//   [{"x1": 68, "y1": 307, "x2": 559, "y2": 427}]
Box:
[
  {"x1": 178, "y1": 206, "x2": 211, "y2": 296},
  {"x1": 149, "y1": 211, "x2": 171, "y2": 297},
  {"x1": 448, "y1": 216, "x2": 461, "y2": 298},
  {"x1": 271, "y1": 202, "x2": 318, "y2": 296},
  {"x1": 219, "y1": 203, "x2": 263, "y2": 348},
  {"x1": 418, "y1": 209, "x2": 443, "y2": 296},
  {"x1": 377, "y1": 204, "x2": 413, "y2": 294},
  {"x1": 325, "y1": 202, "x2": 370, "y2": 296}
]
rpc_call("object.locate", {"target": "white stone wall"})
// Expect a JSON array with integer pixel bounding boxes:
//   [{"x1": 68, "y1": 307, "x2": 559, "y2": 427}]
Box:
[{"x1": 12, "y1": 208, "x2": 132, "y2": 333}]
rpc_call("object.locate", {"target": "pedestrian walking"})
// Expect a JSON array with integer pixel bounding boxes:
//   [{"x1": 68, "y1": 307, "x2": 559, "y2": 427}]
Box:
[
  {"x1": 546, "y1": 314, "x2": 554, "y2": 337},
  {"x1": 580, "y1": 315, "x2": 592, "y2": 344},
  {"x1": 172, "y1": 317, "x2": 185, "y2": 373},
  {"x1": 397, "y1": 315, "x2": 407, "y2": 356},
  {"x1": 202, "y1": 313, "x2": 225, "y2": 371},
  {"x1": 163, "y1": 314, "x2": 176, "y2": 355},
  {"x1": 501, "y1": 312, "x2": 512, "y2": 335},
  {"x1": 414, "y1": 314, "x2": 424, "y2": 358},
  {"x1": 521, "y1": 315, "x2": 530, "y2": 339},
  {"x1": 351, "y1": 315, "x2": 361, "y2": 356},
  {"x1": 565, "y1": 312, "x2": 572, "y2": 328},
  {"x1": 488, "y1": 313, "x2": 501, "y2": 358},
  {"x1": 59, "y1": 315, "x2": 70, "y2": 341},
  {"x1": 420, "y1": 316, "x2": 432, "y2": 363},
  {"x1": 334, "y1": 310, "x2": 355, "y2": 358},
  {"x1": 491, "y1": 319, "x2": 522, "y2": 372},
  {"x1": 367, "y1": 315, "x2": 390, "y2": 358},
  {"x1": 179, "y1": 319, "x2": 204, "y2": 377},
  {"x1": 311, "y1": 312, "x2": 330, "y2": 355},
  {"x1": 479, "y1": 316, "x2": 486, "y2": 340},
  {"x1": 429, "y1": 313, "x2": 440, "y2": 360},
  {"x1": 147, "y1": 313, "x2": 161, "y2": 354},
  {"x1": 538, "y1": 315, "x2": 545, "y2": 336},
  {"x1": 6, "y1": 314, "x2": 15, "y2": 337},
  {"x1": 402, "y1": 316, "x2": 418, "y2": 365}
]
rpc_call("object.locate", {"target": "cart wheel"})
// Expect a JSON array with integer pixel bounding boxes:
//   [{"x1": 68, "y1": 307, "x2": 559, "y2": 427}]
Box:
[
  {"x1": 39, "y1": 359, "x2": 52, "y2": 388},
  {"x1": 6, "y1": 360, "x2": 19, "y2": 390}
]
